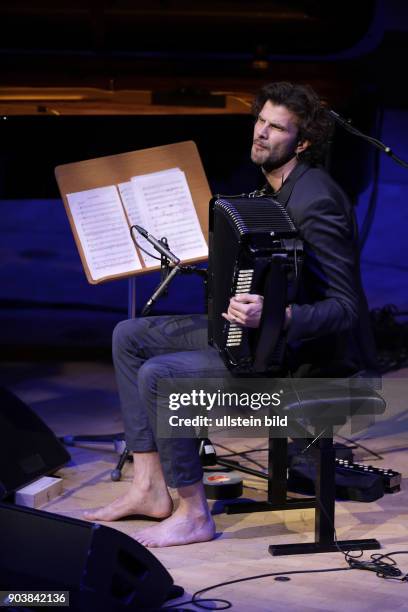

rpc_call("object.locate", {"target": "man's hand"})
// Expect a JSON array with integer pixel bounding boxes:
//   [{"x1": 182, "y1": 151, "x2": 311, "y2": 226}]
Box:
[{"x1": 222, "y1": 293, "x2": 264, "y2": 328}]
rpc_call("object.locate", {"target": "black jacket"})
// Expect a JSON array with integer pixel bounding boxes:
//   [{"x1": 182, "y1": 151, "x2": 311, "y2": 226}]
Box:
[{"x1": 266, "y1": 162, "x2": 378, "y2": 377}]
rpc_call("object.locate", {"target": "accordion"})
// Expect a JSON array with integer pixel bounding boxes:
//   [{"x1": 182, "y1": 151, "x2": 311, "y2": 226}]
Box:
[{"x1": 208, "y1": 196, "x2": 303, "y2": 374}]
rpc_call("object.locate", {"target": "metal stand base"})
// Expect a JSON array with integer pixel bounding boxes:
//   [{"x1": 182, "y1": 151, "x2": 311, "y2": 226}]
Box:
[
  {"x1": 269, "y1": 538, "x2": 381, "y2": 556},
  {"x1": 224, "y1": 498, "x2": 315, "y2": 514},
  {"x1": 221, "y1": 434, "x2": 382, "y2": 557},
  {"x1": 62, "y1": 433, "x2": 126, "y2": 454},
  {"x1": 62, "y1": 434, "x2": 130, "y2": 481}
]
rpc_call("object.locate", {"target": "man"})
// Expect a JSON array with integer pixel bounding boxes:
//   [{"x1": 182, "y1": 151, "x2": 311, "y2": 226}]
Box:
[{"x1": 84, "y1": 82, "x2": 378, "y2": 547}]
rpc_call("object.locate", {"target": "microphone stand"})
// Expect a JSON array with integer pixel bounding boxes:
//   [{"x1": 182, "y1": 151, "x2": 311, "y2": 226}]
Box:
[
  {"x1": 328, "y1": 109, "x2": 408, "y2": 169},
  {"x1": 136, "y1": 223, "x2": 208, "y2": 314},
  {"x1": 328, "y1": 108, "x2": 408, "y2": 250}
]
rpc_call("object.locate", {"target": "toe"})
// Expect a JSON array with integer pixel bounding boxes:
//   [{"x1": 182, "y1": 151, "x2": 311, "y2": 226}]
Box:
[{"x1": 83, "y1": 511, "x2": 98, "y2": 520}]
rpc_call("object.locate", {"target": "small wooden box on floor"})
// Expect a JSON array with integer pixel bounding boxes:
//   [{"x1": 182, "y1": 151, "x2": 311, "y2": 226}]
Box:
[{"x1": 15, "y1": 476, "x2": 63, "y2": 508}]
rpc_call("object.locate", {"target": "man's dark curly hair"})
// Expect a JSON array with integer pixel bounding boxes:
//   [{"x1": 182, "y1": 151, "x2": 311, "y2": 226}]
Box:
[{"x1": 252, "y1": 81, "x2": 333, "y2": 165}]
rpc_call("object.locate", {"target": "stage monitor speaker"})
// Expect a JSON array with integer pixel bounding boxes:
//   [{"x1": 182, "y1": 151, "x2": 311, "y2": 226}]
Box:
[
  {"x1": 0, "y1": 503, "x2": 176, "y2": 611},
  {"x1": 0, "y1": 387, "x2": 71, "y2": 500}
]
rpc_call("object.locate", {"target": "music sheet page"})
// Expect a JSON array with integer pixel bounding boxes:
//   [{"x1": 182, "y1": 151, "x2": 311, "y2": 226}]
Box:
[
  {"x1": 66, "y1": 185, "x2": 142, "y2": 281},
  {"x1": 128, "y1": 168, "x2": 208, "y2": 262},
  {"x1": 118, "y1": 181, "x2": 158, "y2": 268}
]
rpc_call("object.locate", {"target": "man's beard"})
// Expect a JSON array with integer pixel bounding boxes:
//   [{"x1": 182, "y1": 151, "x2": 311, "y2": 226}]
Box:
[{"x1": 251, "y1": 143, "x2": 297, "y2": 173}]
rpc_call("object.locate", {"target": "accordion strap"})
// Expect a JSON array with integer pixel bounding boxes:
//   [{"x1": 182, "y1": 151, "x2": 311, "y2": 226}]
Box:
[{"x1": 253, "y1": 260, "x2": 287, "y2": 371}]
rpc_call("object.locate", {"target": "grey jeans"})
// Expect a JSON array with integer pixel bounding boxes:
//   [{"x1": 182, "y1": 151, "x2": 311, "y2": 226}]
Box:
[{"x1": 112, "y1": 314, "x2": 230, "y2": 488}]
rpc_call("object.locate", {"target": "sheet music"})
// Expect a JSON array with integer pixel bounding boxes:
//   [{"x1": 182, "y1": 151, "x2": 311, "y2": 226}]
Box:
[
  {"x1": 118, "y1": 181, "x2": 159, "y2": 267},
  {"x1": 129, "y1": 168, "x2": 208, "y2": 262},
  {"x1": 66, "y1": 185, "x2": 142, "y2": 281}
]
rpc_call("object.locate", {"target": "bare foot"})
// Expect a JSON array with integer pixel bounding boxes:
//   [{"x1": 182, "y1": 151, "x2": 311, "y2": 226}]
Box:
[
  {"x1": 83, "y1": 486, "x2": 173, "y2": 522},
  {"x1": 134, "y1": 507, "x2": 216, "y2": 547}
]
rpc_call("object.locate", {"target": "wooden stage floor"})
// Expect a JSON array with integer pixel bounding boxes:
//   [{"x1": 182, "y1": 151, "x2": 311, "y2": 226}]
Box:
[{"x1": 1, "y1": 361, "x2": 407, "y2": 611}]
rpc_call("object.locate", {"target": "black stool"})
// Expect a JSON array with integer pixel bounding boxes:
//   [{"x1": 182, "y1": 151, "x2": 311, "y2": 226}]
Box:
[{"x1": 222, "y1": 382, "x2": 385, "y2": 556}]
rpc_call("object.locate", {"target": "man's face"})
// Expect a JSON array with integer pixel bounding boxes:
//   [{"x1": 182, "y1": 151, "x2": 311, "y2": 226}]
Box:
[{"x1": 251, "y1": 100, "x2": 301, "y2": 172}]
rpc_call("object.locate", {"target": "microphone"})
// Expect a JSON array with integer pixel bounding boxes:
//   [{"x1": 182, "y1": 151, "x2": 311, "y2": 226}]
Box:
[
  {"x1": 131, "y1": 225, "x2": 180, "y2": 265},
  {"x1": 327, "y1": 109, "x2": 352, "y2": 127}
]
